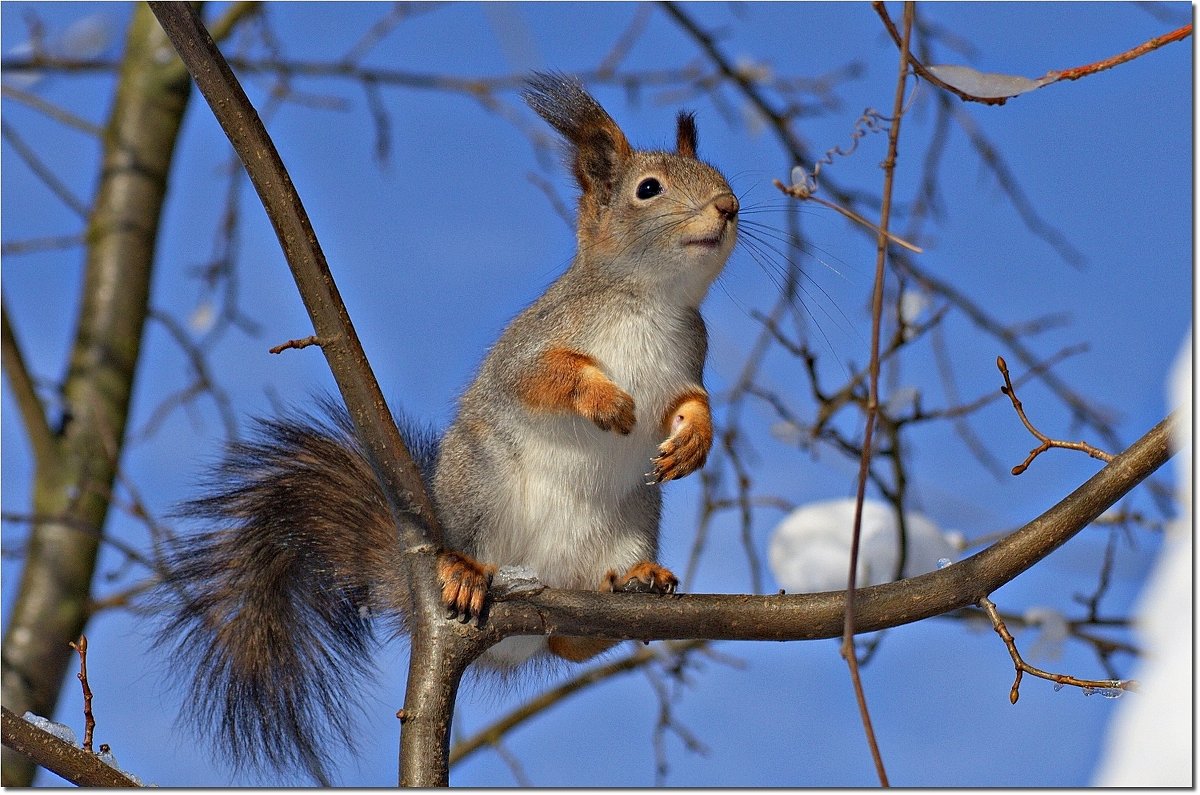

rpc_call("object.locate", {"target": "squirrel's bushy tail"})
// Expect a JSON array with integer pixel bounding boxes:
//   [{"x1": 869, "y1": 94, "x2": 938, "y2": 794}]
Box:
[{"x1": 155, "y1": 399, "x2": 438, "y2": 784}]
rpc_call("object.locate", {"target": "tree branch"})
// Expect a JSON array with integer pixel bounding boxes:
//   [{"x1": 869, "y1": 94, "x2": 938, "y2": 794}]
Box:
[
  {"x1": 147, "y1": 4, "x2": 471, "y2": 786},
  {"x1": 0, "y1": 295, "x2": 56, "y2": 467},
  {"x1": 0, "y1": 707, "x2": 139, "y2": 788}
]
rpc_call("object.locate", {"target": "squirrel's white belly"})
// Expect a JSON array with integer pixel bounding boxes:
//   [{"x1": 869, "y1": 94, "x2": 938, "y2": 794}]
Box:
[{"x1": 482, "y1": 412, "x2": 660, "y2": 585}]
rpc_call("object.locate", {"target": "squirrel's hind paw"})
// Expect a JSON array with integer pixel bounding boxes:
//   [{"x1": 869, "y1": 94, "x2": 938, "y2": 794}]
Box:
[
  {"x1": 437, "y1": 551, "x2": 497, "y2": 624},
  {"x1": 605, "y1": 561, "x2": 679, "y2": 595}
]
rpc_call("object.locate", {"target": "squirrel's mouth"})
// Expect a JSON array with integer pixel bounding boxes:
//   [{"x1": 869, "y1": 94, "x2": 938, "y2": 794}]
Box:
[{"x1": 682, "y1": 227, "x2": 731, "y2": 249}]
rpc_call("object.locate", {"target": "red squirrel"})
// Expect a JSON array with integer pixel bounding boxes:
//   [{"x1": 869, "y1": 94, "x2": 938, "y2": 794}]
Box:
[{"x1": 159, "y1": 72, "x2": 739, "y2": 783}]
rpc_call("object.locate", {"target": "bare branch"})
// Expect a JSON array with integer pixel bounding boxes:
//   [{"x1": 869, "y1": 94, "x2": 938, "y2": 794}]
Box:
[
  {"x1": 67, "y1": 637, "x2": 95, "y2": 753},
  {"x1": 1, "y1": 296, "x2": 57, "y2": 467},
  {"x1": 1048, "y1": 24, "x2": 1190, "y2": 83},
  {"x1": 978, "y1": 596, "x2": 1135, "y2": 704},
  {"x1": 0, "y1": 707, "x2": 140, "y2": 788},
  {"x1": 1, "y1": 118, "x2": 89, "y2": 218},
  {"x1": 997, "y1": 355, "x2": 1114, "y2": 474}
]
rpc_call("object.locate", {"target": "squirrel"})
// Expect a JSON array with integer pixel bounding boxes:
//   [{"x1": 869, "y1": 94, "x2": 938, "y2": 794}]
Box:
[{"x1": 157, "y1": 72, "x2": 739, "y2": 784}]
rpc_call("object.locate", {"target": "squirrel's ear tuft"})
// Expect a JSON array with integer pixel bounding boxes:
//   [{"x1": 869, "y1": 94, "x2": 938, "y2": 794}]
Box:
[
  {"x1": 523, "y1": 72, "x2": 631, "y2": 201},
  {"x1": 676, "y1": 111, "x2": 698, "y2": 159}
]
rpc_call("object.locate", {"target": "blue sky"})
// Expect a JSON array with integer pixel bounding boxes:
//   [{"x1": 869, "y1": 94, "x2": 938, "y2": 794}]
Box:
[{"x1": 1, "y1": 2, "x2": 1191, "y2": 787}]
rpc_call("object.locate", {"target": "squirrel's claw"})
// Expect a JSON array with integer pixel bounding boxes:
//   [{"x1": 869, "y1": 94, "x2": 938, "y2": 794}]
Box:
[
  {"x1": 648, "y1": 430, "x2": 709, "y2": 484},
  {"x1": 605, "y1": 561, "x2": 679, "y2": 595},
  {"x1": 437, "y1": 551, "x2": 496, "y2": 625}
]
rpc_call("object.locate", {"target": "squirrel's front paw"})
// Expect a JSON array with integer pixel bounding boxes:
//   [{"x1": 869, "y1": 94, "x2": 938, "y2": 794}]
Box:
[
  {"x1": 604, "y1": 561, "x2": 679, "y2": 595},
  {"x1": 581, "y1": 382, "x2": 636, "y2": 435},
  {"x1": 648, "y1": 391, "x2": 713, "y2": 483},
  {"x1": 437, "y1": 551, "x2": 496, "y2": 624},
  {"x1": 518, "y1": 348, "x2": 636, "y2": 435}
]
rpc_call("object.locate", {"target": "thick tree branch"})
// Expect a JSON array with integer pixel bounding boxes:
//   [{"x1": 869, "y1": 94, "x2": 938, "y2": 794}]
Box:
[
  {"x1": 146, "y1": 2, "x2": 439, "y2": 548},
  {"x1": 147, "y1": 4, "x2": 467, "y2": 786},
  {"x1": 1, "y1": 707, "x2": 140, "y2": 788}
]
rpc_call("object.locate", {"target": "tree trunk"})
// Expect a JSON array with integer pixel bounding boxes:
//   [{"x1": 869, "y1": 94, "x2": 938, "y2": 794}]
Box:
[{"x1": 1, "y1": 6, "x2": 191, "y2": 784}]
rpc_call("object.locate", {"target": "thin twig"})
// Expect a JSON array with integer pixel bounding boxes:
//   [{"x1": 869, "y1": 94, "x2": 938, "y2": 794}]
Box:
[
  {"x1": 1048, "y1": 24, "x2": 1190, "y2": 83},
  {"x1": 997, "y1": 355, "x2": 1114, "y2": 474},
  {"x1": 977, "y1": 596, "x2": 1137, "y2": 704},
  {"x1": 842, "y1": 3, "x2": 915, "y2": 788},
  {"x1": 67, "y1": 637, "x2": 95, "y2": 753},
  {"x1": 268, "y1": 334, "x2": 328, "y2": 354},
  {"x1": 1, "y1": 295, "x2": 58, "y2": 467}
]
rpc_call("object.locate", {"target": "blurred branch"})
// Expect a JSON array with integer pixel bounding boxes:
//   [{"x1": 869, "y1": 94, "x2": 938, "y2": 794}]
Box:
[
  {"x1": 659, "y1": 1, "x2": 810, "y2": 163},
  {"x1": 449, "y1": 639, "x2": 708, "y2": 768},
  {"x1": 942, "y1": 98, "x2": 1086, "y2": 268},
  {"x1": 1, "y1": 6, "x2": 191, "y2": 784},
  {"x1": 1, "y1": 233, "x2": 85, "y2": 257},
  {"x1": 135, "y1": 309, "x2": 239, "y2": 443},
  {"x1": 1, "y1": 85, "x2": 103, "y2": 136},
  {"x1": 1, "y1": 296, "x2": 56, "y2": 466},
  {"x1": 0, "y1": 118, "x2": 89, "y2": 218},
  {"x1": 892, "y1": 251, "x2": 1121, "y2": 449}
]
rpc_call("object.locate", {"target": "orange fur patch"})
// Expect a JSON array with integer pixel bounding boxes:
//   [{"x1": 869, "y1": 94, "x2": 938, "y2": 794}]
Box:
[
  {"x1": 517, "y1": 347, "x2": 636, "y2": 434},
  {"x1": 548, "y1": 635, "x2": 618, "y2": 663}
]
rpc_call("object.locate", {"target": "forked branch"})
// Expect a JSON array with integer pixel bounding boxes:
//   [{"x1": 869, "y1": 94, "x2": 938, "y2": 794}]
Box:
[{"x1": 998, "y1": 355, "x2": 1114, "y2": 475}]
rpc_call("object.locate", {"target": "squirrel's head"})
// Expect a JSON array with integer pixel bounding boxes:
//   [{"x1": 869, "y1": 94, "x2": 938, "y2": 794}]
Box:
[{"x1": 524, "y1": 72, "x2": 738, "y2": 303}]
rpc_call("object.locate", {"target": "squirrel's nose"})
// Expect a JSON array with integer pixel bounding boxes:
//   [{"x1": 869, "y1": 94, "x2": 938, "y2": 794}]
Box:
[{"x1": 714, "y1": 193, "x2": 739, "y2": 220}]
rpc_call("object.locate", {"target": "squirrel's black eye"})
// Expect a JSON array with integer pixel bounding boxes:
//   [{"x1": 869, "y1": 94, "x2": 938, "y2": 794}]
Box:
[{"x1": 636, "y1": 178, "x2": 663, "y2": 200}]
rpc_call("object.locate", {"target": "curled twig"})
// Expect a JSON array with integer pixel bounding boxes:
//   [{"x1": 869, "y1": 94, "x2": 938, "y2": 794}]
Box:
[
  {"x1": 997, "y1": 355, "x2": 1114, "y2": 474},
  {"x1": 977, "y1": 596, "x2": 1137, "y2": 704}
]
